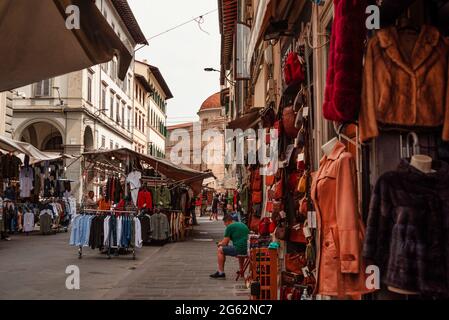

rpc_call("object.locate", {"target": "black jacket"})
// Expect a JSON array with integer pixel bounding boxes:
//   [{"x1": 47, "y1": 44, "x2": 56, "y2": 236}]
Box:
[{"x1": 363, "y1": 160, "x2": 449, "y2": 297}]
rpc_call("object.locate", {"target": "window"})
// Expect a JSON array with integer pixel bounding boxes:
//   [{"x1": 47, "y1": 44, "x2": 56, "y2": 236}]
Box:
[
  {"x1": 101, "y1": 135, "x2": 105, "y2": 148},
  {"x1": 138, "y1": 113, "x2": 141, "y2": 131},
  {"x1": 121, "y1": 102, "x2": 125, "y2": 128},
  {"x1": 116, "y1": 96, "x2": 120, "y2": 123},
  {"x1": 127, "y1": 77, "x2": 131, "y2": 96},
  {"x1": 101, "y1": 84, "x2": 107, "y2": 111},
  {"x1": 115, "y1": 143, "x2": 119, "y2": 149},
  {"x1": 110, "y1": 140, "x2": 113, "y2": 149},
  {"x1": 127, "y1": 107, "x2": 131, "y2": 131},
  {"x1": 87, "y1": 71, "x2": 93, "y2": 103},
  {"x1": 35, "y1": 79, "x2": 51, "y2": 97},
  {"x1": 135, "y1": 111, "x2": 138, "y2": 129},
  {"x1": 110, "y1": 92, "x2": 115, "y2": 118}
]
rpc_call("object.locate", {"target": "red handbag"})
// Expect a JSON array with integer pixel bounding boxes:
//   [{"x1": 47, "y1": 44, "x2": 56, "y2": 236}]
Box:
[
  {"x1": 266, "y1": 175, "x2": 275, "y2": 186},
  {"x1": 250, "y1": 216, "x2": 261, "y2": 233},
  {"x1": 288, "y1": 171, "x2": 301, "y2": 190},
  {"x1": 282, "y1": 106, "x2": 300, "y2": 139},
  {"x1": 252, "y1": 191, "x2": 262, "y2": 204},
  {"x1": 259, "y1": 217, "x2": 276, "y2": 236},
  {"x1": 285, "y1": 253, "x2": 307, "y2": 274},
  {"x1": 283, "y1": 51, "x2": 305, "y2": 86},
  {"x1": 251, "y1": 169, "x2": 262, "y2": 191},
  {"x1": 274, "y1": 170, "x2": 284, "y2": 200},
  {"x1": 289, "y1": 224, "x2": 306, "y2": 244},
  {"x1": 266, "y1": 201, "x2": 273, "y2": 213}
]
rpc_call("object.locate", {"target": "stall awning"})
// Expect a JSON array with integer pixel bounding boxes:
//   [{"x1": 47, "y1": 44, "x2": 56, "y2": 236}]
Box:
[
  {"x1": 82, "y1": 148, "x2": 216, "y2": 194},
  {"x1": 0, "y1": 135, "x2": 73, "y2": 162},
  {"x1": 0, "y1": 0, "x2": 136, "y2": 92},
  {"x1": 227, "y1": 108, "x2": 263, "y2": 131}
]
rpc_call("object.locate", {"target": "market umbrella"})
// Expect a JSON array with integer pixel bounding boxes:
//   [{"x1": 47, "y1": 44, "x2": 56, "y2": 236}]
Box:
[{"x1": 0, "y1": 0, "x2": 135, "y2": 92}]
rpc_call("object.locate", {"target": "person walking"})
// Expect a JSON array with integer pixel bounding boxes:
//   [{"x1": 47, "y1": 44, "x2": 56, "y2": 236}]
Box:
[{"x1": 211, "y1": 193, "x2": 219, "y2": 221}]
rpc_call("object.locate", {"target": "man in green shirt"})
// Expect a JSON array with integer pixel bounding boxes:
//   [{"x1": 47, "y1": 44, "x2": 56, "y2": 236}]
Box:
[{"x1": 210, "y1": 214, "x2": 249, "y2": 279}]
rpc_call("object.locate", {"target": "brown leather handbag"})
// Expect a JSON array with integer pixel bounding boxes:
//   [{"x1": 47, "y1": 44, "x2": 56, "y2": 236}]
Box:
[
  {"x1": 281, "y1": 271, "x2": 303, "y2": 286},
  {"x1": 283, "y1": 106, "x2": 300, "y2": 139},
  {"x1": 261, "y1": 106, "x2": 275, "y2": 128},
  {"x1": 274, "y1": 170, "x2": 284, "y2": 200},
  {"x1": 285, "y1": 252, "x2": 307, "y2": 274}
]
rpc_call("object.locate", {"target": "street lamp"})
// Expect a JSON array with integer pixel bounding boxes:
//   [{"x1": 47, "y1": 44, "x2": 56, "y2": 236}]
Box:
[
  {"x1": 52, "y1": 86, "x2": 64, "y2": 106},
  {"x1": 204, "y1": 67, "x2": 235, "y2": 86}
]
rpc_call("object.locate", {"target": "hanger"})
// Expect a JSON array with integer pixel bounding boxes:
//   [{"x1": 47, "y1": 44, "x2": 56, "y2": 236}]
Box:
[{"x1": 396, "y1": 10, "x2": 419, "y2": 33}]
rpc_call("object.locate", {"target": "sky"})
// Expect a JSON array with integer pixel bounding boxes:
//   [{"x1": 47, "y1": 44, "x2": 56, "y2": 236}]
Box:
[{"x1": 128, "y1": 0, "x2": 221, "y2": 127}]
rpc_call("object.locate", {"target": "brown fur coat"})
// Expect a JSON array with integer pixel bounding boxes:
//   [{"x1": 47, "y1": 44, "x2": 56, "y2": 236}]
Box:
[{"x1": 359, "y1": 25, "x2": 449, "y2": 142}]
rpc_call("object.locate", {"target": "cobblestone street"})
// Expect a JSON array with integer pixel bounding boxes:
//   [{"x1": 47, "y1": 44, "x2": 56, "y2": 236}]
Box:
[{"x1": 0, "y1": 217, "x2": 249, "y2": 300}]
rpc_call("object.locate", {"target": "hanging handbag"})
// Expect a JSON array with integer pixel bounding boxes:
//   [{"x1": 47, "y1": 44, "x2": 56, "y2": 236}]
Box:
[
  {"x1": 283, "y1": 51, "x2": 305, "y2": 86},
  {"x1": 266, "y1": 201, "x2": 273, "y2": 213},
  {"x1": 297, "y1": 171, "x2": 308, "y2": 194},
  {"x1": 259, "y1": 217, "x2": 276, "y2": 236},
  {"x1": 251, "y1": 169, "x2": 262, "y2": 191},
  {"x1": 274, "y1": 119, "x2": 283, "y2": 136},
  {"x1": 281, "y1": 286, "x2": 301, "y2": 301},
  {"x1": 282, "y1": 106, "x2": 300, "y2": 139},
  {"x1": 289, "y1": 223, "x2": 306, "y2": 244},
  {"x1": 250, "y1": 215, "x2": 261, "y2": 233},
  {"x1": 285, "y1": 252, "x2": 307, "y2": 274},
  {"x1": 281, "y1": 271, "x2": 303, "y2": 286},
  {"x1": 274, "y1": 170, "x2": 284, "y2": 200},
  {"x1": 252, "y1": 191, "x2": 262, "y2": 204},
  {"x1": 288, "y1": 171, "x2": 301, "y2": 190},
  {"x1": 275, "y1": 220, "x2": 288, "y2": 240}
]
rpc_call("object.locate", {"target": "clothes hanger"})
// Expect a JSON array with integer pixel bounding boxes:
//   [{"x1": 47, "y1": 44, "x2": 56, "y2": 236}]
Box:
[{"x1": 396, "y1": 10, "x2": 419, "y2": 34}]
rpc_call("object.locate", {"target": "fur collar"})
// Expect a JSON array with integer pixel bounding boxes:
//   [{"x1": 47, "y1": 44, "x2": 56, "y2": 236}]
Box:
[{"x1": 376, "y1": 25, "x2": 441, "y2": 73}]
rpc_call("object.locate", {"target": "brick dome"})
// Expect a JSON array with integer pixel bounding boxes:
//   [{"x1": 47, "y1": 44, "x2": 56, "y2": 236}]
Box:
[{"x1": 199, "y1": 92, "x2": 221, "y2": 111}]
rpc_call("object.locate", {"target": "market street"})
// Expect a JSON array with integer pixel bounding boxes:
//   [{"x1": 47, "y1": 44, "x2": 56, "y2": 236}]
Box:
[{"x1": 0, "y1": 217, "x2": 249, "y2": 300}]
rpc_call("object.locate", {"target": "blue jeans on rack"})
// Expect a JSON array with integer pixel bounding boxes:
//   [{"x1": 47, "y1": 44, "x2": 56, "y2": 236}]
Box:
[{"x1": 109, "y1": 216, "x2": 117, "y2": 248}]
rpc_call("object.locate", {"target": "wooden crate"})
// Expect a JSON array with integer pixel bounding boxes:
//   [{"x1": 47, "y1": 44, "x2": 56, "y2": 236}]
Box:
[{"x1": 250, "y1": 248, "x2": 278, "y2": 300}]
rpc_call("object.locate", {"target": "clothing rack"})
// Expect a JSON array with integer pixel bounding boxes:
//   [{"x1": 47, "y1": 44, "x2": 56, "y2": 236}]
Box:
[{"x1": 75, "y1": 209, "x2": 138, "y2": 260}]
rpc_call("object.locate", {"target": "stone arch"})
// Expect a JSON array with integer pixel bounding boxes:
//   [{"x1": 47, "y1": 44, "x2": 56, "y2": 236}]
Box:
[
  {"x1": 83, "y1": 125, "x2": 94, "y2": 152},
  {"x1": 15, "y1": 119, "x2": 65, "y2": 152},
  {"x1": 14, "y1": 118, "x2": 65, "y2": 146}
]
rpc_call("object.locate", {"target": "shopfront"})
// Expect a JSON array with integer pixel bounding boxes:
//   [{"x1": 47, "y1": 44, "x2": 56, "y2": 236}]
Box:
[{"x1": 225, "y1": 0, "x2": 449, "y2": 300}]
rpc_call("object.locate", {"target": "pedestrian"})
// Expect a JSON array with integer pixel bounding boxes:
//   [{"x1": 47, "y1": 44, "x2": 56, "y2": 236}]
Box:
[
  {"x1": 211, "y1": 193, "x2": 219, "y2": 221},
  {"x1": 210, "y1": 214, "x2": 249, "y2": 279},
  {"x1": 84, "y1": 190, "x2": 98, "y2": 210}
]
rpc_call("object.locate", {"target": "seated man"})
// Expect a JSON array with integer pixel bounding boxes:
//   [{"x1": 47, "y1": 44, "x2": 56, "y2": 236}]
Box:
[{"x1": 210, "y1": 214, "x2": 249, "y2": 279}]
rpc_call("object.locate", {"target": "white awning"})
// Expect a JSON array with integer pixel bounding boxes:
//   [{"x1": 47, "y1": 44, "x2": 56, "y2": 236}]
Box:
[
  {"x1": 0, "y1": 135, "x2": 72, "y2": 162},
  {"x1": 0, "y1": 0, "x2": 133, "y2": 92}
]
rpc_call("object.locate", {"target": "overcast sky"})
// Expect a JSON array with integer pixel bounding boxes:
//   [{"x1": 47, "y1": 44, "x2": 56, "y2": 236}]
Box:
[{"x1": 128, "y1": 0, "x2": 221, "y2": 126}]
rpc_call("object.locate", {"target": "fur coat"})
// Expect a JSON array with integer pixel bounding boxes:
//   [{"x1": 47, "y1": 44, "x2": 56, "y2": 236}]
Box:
[
  {"x1": 359, "y1": 25, "x2": 449, "y2": 142},
  {"x1": 363, "y1": 160, "x2": 449, "y2": 297},
  {"x1": 323, "y1": 0, "x2": 367, "y2": 122}
]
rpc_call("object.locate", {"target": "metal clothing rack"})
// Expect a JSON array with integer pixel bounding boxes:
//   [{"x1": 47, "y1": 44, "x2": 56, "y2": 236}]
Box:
[{"x1": 76, "y1": 209, "x2": 137, "y2": 260}]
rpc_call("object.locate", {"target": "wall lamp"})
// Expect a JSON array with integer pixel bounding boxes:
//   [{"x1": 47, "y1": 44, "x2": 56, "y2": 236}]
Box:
[{"x1": 204, "y1": 67, "x2": 236, "y2": 86}]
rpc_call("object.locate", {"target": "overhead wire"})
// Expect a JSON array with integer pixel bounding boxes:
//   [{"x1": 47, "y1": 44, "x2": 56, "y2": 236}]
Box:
[{"x1": 135, "y1": 8, "x2": 218, "y2": 52}]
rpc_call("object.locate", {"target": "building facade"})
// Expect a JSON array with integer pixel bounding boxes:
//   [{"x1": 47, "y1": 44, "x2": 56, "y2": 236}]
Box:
[
  {"x1": 11, "y1": 0, "x2": 147, "y2": 201},
  {"x1": 0, "y1": 91, "x2": 13, "y2": 137},
  {"x1": 133, "y1": 60, "x2": 173, "y2": 157}
]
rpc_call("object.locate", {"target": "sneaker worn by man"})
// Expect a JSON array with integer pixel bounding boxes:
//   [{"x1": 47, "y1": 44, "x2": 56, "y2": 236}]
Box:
[{"x1": 210, "y1": 271, "x2": 226, "y2": 279}]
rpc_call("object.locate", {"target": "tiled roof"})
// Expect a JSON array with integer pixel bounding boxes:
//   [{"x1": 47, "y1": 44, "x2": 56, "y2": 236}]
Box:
[
  {"x1": 137, "y1": 60, "x2": 173, "y2": 99},
  {"x1": 111, "y1": 0, "x2": 148, "y2": 45},
  {"x1": 168, "y1": 122, "x2": 194, "y2": 130},
  {"x1": 199, "y1": 92, "x2": 222, "y2": 111}
]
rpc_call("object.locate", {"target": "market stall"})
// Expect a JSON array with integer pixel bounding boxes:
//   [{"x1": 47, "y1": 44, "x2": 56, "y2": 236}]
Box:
[
  {"x1": 70, "y1": 148, "x2": 214, "y2": 259},
  {"x1": 0, "y1": 135, "x2": 76, "y2": 240}
]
